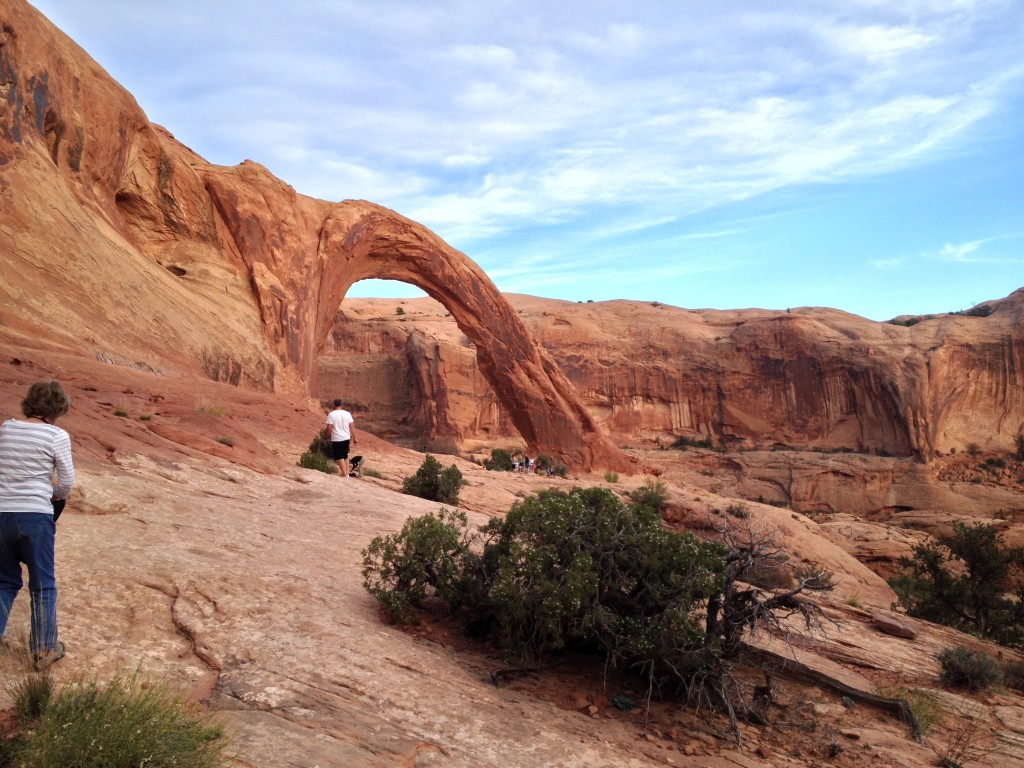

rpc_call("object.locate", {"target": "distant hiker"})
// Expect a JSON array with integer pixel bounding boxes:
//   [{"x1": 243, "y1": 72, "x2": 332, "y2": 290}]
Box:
[
  {"x1": 0, "y1": 381, "x2": 75, "y2": 671},
  {"x1": 324, "y1": 399, "x2": 357, "y2": 477}
]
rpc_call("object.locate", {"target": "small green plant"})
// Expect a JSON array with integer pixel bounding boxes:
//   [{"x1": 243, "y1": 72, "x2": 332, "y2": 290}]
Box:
[
  {"x1": 670, "y1": 435, "x2": 713, "y2": 450},
  {"x1": 215, "y1": 436, "x2": 234, "y2": 447},
  {"x1": 361, "y1": 467, "x2": 384, "y2": 479},
  {"x1": 1003, "y1": 660, "x2": 1024, "y2": 693},
  {"x1": 966, "y1": 442, "x2": 981, "y2": 456},
  {"x1": 196, "y1": 400, "x2": 224, "y2": 417},
  {"x1": 113, "y1": 398, "x2": 129, "y2": 417},
  {"x1": 362, "y1": 508, "x2": 474, "y2": 622},
  {"x1": 726, "y1": 503, "x2": 749, "y2": 519},
  {"x1": 6, "y1": 673, "x2": 53, "y2": 722},
  {"x1": 626, "y1": 478, "x2": 670, "y2": 512},
  {"x1": 402, "y1": 454, "x2": 463, "y2": 505},
  {"x1": 139, "y1": 413, "x2": 153, "y2": 421},
  {"x1": 483, "y1": 448, "x2": 515, "y2": 471},
  {"x1": 395, "y1": 306, "x2": 405, "y2": 316},
  {"x1": 938, "y1": 646, "x2": 1002, "y2": 691},
  {"x1": 874, "y1": 684, "x2": 944, "y2": 737},
  {"x1": 6, "y1": 672, "x2": 227, "y2": 767},
  {"x1": 298, "y1": 451, "x2": 338, "y2": 474},
  {"x1": 936, "y1": 699, "x2": 992, "y2": 768},
  {"x1": 534, "y1": 454, "x2": 568, "y2": 477},
  {"x1": 603, "y1": 470, "x2": 619, "y2": 483}
]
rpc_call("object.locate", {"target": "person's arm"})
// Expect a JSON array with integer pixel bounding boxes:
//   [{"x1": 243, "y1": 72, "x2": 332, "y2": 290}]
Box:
[
  {"x1": 324, "y1": 415, "x2": 333, "y2": 440},
  {"x1": 350, "y1": 425, "x2": 356, "y2": 446},
  {"x1": 52, "y1": 431, "x2": 75, "y2": 500}
]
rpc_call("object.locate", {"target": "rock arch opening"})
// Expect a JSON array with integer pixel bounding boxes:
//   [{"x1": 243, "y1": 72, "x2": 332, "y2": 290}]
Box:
[{"x1": 308, "y1": 204, "x2": 631, "y2": 471}]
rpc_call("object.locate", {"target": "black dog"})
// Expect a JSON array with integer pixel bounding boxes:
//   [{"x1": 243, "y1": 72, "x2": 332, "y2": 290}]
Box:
[{"x1": 349, "y1": 455, "x2": 363, "y2": 477}]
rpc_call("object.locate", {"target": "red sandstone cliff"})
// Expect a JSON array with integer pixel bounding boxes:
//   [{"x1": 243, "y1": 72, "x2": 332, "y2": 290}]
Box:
[{"x1": 321, "y1": 292, "x2": 1024, "y2": 460}]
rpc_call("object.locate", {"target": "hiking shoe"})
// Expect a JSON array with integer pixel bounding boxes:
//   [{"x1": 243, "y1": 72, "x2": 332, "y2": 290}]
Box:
[{"x1": 33, "y1": 642, "x2": 65, "y2": 672}]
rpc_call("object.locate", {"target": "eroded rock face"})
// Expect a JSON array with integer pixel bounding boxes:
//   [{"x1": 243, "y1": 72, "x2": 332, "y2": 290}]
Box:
[
  {"x1": 0, "y1": 0, "x2": 630, "y2": 471},
  {"x1": 321, "y1": 293, "x2": 1024, "y2": 460}
]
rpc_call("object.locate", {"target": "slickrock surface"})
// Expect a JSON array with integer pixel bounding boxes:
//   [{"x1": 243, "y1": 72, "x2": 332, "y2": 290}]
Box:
[{"x1": 0, "y1": 347, "x2": 1021, "y2": 768}]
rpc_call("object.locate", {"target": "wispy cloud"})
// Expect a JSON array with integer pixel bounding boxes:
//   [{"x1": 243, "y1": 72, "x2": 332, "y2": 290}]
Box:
[{"x1": 30, "y1": 0, "x2": 1024, "y2": 316}]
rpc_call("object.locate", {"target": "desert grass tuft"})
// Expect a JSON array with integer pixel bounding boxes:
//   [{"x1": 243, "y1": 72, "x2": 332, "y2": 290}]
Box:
[{"x1": 6, "y1": 671, "x2": 228, "y2": 768}]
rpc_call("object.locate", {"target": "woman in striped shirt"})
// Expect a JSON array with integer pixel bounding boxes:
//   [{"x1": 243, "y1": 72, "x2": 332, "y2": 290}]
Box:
[{"x1": 0, "y1": 381, "x2": 75, "y2": 671}]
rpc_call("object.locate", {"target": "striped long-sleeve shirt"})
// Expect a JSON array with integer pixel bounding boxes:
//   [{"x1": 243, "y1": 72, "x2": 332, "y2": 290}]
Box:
[{"x1": 0, "y1": 419, "x2": 75, "y2": 514}]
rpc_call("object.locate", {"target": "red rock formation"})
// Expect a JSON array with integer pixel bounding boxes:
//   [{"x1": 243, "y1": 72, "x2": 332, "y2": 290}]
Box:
[
  {"x1": 322, "y1": 292, "x2": 1024, "y2": 460},
  {"x1": 0, "y1": 0, "x2": 631, "y2": 471}
]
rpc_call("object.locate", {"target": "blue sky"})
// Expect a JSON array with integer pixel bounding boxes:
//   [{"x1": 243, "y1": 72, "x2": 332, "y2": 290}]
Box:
[{"x1": 32, "y1": 0, "x2": 1024, "y2": 320}]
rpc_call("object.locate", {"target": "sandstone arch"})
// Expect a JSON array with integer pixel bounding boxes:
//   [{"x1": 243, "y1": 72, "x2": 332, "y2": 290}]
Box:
[
  {"x1": 0, "y1": 0, "x2": 629, "y2": 471},
  {"x1": 201, "y1": 164, "x2": 632, "y2": 471}
]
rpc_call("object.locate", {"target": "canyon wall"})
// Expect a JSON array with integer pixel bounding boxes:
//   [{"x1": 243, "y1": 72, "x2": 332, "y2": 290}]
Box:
[{"x1": 320, "y1": 292, "x2": 1024, "y2": 460}]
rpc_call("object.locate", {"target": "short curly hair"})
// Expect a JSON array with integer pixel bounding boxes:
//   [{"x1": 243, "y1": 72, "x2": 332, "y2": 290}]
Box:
[{"x1": 21, "y1": 381, "x2": 72, "y2": 422}]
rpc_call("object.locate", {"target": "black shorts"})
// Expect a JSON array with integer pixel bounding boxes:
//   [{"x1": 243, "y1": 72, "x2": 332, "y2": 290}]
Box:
[{"x1": 330, "y1": 440, "x2": 351, "y2": 460}]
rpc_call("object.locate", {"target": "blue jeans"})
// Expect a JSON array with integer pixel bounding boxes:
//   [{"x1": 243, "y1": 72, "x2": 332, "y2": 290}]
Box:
[{"x1": 0, "y1": 513, "x2": 58, "y2": 655}]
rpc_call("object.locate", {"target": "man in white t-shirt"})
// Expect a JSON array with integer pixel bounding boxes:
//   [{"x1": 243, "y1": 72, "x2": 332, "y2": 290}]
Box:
[{"x1": 324, "y1": 399, "x2": 357, "y2": 477}]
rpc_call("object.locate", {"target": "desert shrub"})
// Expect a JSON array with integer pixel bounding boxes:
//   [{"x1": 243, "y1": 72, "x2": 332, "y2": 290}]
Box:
[
  {"x1": 534, "y1": 454, "x2": 568, "y2": 477},
  {"x1": 402, "y1": 454, "x2": 463, "y2": 506},
  {"x1": 298, "y1": 450, "x2": 337, "y2": 474},
  {"x1": 1016, "y1": 433, "x2": 1024, "y2": 461},
  {"x1": 6, "y1": 672, "x2": 226, "y2": 767},
  {"x1": 483, "y1": 448, "x2": 515, "y2": 471},
  {"x1": 478, "y1": 488, "x2": 725, "y2": 678},
  {"x1": 603, "y1": 470, "x2": 619, "y2": 483},
  {"x1": 362, "y1": 489, "x2": 837, "y2": 725},
  {"x1": 938, "y1": 646, "x2": 1002, "y2": 691},
  {"x1": 308, "y1": 429, "x2": 332, "y2": 457},
  {"x1": 1002, "y1": 660, "x2": 1024, "y2": 693},
  {"x1": 726, "y1": 503, "x2": 749, "y2": 519},
  {"x1": 6, "y1": 673, "x2": 53, "y2": 723},
  {"x1": 889, "y1": 522, "x2": 1024, "y2": 647},
  {"x1": 671, "y1": 435, "x2": 713, "y2": 450},
  {"x1": 362, "y1": 508, "x2": 476, "y2": 622},
  {"x1": 626, "y1": 478, "x2": 671, "y2": 512}
]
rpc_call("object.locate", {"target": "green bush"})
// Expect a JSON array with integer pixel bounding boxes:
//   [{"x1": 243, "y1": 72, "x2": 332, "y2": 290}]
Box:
[
  {"x1": 6, "y1": 673, "x2": 53, "y2": 723},
  {"x1": 671, "y1": 435, "x2": 713, "y2": 450},
  {"x1": 362, "y1": 508, "x2": 476, "y2": 622},
  {"x1": 308, "y1": 429, "x2": 332, "y2": 457},
  {"x1": 362, "y1": 487, "x2": 838, "y2": 712},
  {"x1": 603, "y1": 470, "x2": 619, "y2": 483},
  {"x1": 626, "y1": 478, "x2": 671, "y2": 512},
  {"x1": 483, "y1": 448, "x2": 515, "y2": 471},
  {"x1": 6, "y1": 672, "x2": 227, "y2": 767},
  {"x1": 938, "y1": 646, "x2": 1002, "y2": 691},
  {"x1": 298, "y1": 450, "x2": 338, "y2": 474},
  {"x1": 534, "y1": 454, "x2": 568, "y2": 477},
  {"x1": 402, "y1": 454, "x2": 463, "y2": 505},
  {"x1": 479, "y1": 488, "x2": 724, "y2": 677},
  {"x1": 889, "y1": 522, "x2": 1024, "y2": 648}
]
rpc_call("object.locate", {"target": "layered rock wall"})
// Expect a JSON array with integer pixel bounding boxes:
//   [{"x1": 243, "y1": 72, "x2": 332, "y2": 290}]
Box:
[{"x1": 321, "y1": 293, "x2": 1024, "y2": 459}]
